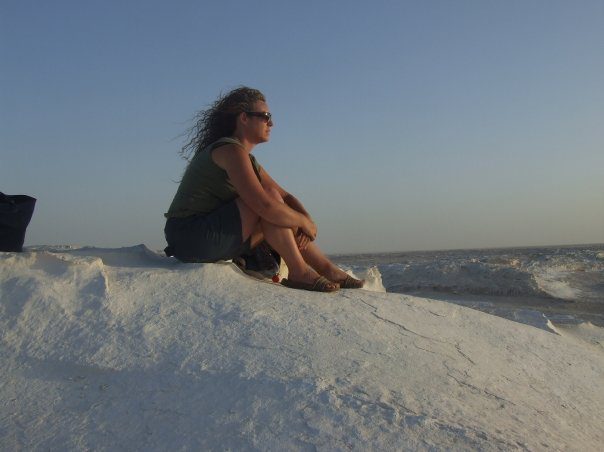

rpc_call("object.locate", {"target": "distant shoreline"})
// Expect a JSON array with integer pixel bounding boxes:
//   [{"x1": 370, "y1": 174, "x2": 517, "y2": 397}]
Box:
[{"x1": 329, "y1": 242, "x2": 604, "y2": 258}]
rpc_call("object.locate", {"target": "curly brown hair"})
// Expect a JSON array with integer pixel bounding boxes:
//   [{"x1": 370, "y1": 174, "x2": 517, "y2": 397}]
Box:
[{"x1": 180, "y1": 86, "x2": 266, "y2": 160}]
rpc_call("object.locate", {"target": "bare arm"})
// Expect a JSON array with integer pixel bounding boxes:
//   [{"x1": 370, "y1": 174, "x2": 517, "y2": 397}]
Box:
[
  {"x1": 213, "y1": 145, "x2": 316, "y2": 239},
  {"x1": 259, "y1": 167, "x2": 315, "y2": 249},
  {"x1": 259, "y1": 168, "x2": 312, "y2": 219}
]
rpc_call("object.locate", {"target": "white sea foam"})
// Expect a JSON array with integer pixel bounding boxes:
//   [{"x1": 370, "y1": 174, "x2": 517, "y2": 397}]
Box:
[
  {"x1": 533, "y1": 269, "x2": 581, "y2": 301},
  {"x1": 337, "y1": 265, "x2": 386, "y2": 293}
]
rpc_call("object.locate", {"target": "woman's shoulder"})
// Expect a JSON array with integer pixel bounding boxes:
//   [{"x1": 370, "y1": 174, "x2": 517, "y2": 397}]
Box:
[
  {"x1": 208, "y1": 137, "x2": 244, "y2": 152},
  {"x1": 192, "y1": 137, "x2": 239, "y2": 164},
  {"x1": 214, "y1": 137, "x2": 243, "y2": 147},
  {"x1": 209, "y1": 139, "x2": 261, "y2": 180}
]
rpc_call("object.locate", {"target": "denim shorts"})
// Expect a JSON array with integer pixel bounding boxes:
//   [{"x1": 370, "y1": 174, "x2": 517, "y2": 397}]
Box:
[{"x1": 164, "y1": 200, "x2": 251, "y2": 263}]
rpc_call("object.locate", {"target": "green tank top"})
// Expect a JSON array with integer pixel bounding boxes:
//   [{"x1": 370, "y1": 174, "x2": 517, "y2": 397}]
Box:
[{"x1": 165, "y1": 137, "x2": 262, "y2": 218}]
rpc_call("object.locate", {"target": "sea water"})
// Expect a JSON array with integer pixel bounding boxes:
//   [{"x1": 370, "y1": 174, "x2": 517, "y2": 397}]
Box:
[{"x1": 331, "y1": 244, "x2": 604, "y2": 333}]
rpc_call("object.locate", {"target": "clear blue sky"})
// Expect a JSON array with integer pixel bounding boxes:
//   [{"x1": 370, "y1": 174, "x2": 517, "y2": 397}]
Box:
[{"x1": 2, "y1": 0, "x2": 603, "y2": 254}]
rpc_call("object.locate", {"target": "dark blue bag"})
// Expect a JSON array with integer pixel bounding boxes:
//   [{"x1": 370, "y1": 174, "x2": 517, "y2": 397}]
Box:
[{"x1": 0, "y1": 192, "x2": 36, "y2": 252}]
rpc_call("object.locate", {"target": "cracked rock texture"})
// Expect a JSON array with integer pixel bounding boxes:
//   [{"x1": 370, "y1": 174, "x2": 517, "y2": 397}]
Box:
[{"x1": 1, "y1": 246, "x2": 603, "y2": 451}]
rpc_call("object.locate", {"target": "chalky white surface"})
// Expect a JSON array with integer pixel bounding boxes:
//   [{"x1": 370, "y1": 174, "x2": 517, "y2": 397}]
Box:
[{"x1": 1, "y1": 246, "x2": 603, "y2": 450}]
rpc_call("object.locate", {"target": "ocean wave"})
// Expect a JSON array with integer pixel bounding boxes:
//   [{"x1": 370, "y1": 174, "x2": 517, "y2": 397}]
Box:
[
  {"x1": 381, "y1": 261, "x2": 551, "y2": 298},
  {"x1": 334, "y1": 245, "x2": 604, "y2": 302}
]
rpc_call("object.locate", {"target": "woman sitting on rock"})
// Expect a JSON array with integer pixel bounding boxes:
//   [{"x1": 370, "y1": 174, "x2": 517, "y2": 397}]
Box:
[{"x1": 164, "y1": 86, "x2": 363, "y2": 292}]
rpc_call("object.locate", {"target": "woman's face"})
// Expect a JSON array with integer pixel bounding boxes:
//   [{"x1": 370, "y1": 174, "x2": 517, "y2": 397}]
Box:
[{"x1": 244, "y1": 100, "x2": 273, "y2": 144}]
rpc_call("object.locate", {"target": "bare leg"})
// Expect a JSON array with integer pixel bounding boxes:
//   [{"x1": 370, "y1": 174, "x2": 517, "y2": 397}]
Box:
[
  {"x1": 236, "y1": 199, "x2": 264, "y2": 248},
  {"x1": 300, "y1": 242, "x2": 354, "y2": 282},
  {"x1": 236, "y1": 193, "x2": 337, "y2": 288}
]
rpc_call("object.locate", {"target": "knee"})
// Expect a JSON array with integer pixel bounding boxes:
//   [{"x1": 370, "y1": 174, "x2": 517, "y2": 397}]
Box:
[{"x1": 266, "y1": 187, "x2": 284, "y2": 203}]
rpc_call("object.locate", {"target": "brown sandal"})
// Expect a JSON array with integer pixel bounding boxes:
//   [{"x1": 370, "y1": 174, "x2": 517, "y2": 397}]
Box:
[
  {"x1": 281, "y1": 275, "x2": 339, "y2": 292},
  {"x1": 337, "y1": 275, "x2": 365, "y2": 289}
]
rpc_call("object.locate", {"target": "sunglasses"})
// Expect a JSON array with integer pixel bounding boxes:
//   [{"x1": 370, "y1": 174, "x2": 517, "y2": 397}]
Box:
[{"x1": 245, "y1": 111, "x2": 272, "y2": 123}]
